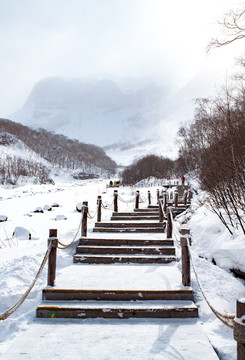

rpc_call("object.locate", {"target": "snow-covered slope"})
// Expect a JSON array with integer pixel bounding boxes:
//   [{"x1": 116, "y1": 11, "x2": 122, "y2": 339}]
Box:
[
  {"x1": 0, "y1": 132, "x2": 48, "y2": 164},
  {"x1": 11, "y1": 77, "x2": 169, "y2": 148}
]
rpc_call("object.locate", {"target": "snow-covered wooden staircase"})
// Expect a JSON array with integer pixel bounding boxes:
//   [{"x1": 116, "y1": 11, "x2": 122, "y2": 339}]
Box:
[
  {"x1": 37, "y1": 196, "x2": 198, "y2": 320},
  {"x1": 74, "y1": 206, "x2": 172, "y2": 264},
  {"x1": 73, "y1": 237, "x2": 176, "y2": 264}
]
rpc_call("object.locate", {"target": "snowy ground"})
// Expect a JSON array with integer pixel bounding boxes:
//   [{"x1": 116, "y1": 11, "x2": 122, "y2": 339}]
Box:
[{"x1": 0, "y1": 178, "x2": 244, "y2": 359}]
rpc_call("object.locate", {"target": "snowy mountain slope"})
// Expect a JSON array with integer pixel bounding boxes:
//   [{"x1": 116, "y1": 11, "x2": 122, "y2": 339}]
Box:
[
  {"x1": 0, "y1": 132, "x2": 49, "y2": 164},
  {"x1": 0, "y1": 132, "x2": 54, "y2": 185},
  {"x1": 11, "y1": 77, "x2": 170, "y2": 148},
  {"x1": 0, "y1": 119, "x2": 117, "y2": 181},
  {"x1": 11, "y1": 70, "x2": 228, "y2": 166}
]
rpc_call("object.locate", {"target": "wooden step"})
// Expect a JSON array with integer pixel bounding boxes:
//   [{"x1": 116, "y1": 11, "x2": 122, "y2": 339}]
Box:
[
  {"x1": 36, "y1": 300, "x2": 198, "y2": 319},
  {"x1": 111, "y1": 216, "x2": 160, "y2": 221},
  {"x1": 75, "y1": 245, "x2": 176, "y2": 256},
  {"x1": 42, "y1": 289, "x2": 194, "y2": 301},
  {"x1": 93, "y1": 227, "x2": 165, "y2": 233},
  {"x1": 134, "y1": 208, "x2": 159, "y2": 212},
  {"x1": 79, "y1": 238, "x2": 174, "y2": 247},
  {"x1": 112, "y1": 212, "x2": 159, "y2": 216},
  {"x1": 94, "y1": 222, "x2": 164, "y2": 228},
  {"x1": 73, "y1": 254, "x2": 176, "y2": 264}
]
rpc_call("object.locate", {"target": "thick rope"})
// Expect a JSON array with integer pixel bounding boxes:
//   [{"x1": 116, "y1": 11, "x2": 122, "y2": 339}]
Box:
[
  {"x1": 169, "y1": 208, "x2": 181, "y2": 246},
  {"x1": 187, "y1": 239, "x2": 235, "y2": 329},
  {"x1": 87, "y1": 208, "x2": 97, "y2": 219},
  {"x1": 0, "y1": 243, "x2": 52, "y2": 321},
  {"x1": 57, "y1": 210, "x2": 84, "y2": 249},
  {"x1": 101, "y1": 202, "x2": 113, "y2": 211},
  {"x1": 118, "y1": 195, "x2": 131, "y2": 204},
  {"x1": 168, "y1": 207, "x2": 235, "y2": 328}
]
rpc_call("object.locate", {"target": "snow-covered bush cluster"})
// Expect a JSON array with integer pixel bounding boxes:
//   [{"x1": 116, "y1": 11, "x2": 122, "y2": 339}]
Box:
[{"x1": 0, "y1": 156, "x2": 52, "y2": 185}]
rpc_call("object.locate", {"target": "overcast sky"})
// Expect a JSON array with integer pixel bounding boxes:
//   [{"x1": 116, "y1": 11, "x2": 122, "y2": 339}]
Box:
[{"x1": 0, "y1": 0, "x2": 243, "y2": 116}]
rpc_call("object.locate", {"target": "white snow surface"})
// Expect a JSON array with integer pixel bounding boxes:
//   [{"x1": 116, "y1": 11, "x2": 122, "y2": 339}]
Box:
[{"x1": 0, "y1": 178, "x2": 244, "y2": 359}]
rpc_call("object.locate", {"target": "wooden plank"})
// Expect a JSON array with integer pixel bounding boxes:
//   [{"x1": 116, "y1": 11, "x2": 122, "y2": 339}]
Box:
[
  {"x1": 79, "y1": 238, "x2": 174, "y2": 246},
  {"x1": 42, "y1": 289, "x2": 195, "y2": 301},
  {"x1": 73, "y1": 255, "x2": 176, "y2": 264},
  {"x1": 37, "y1": 303, "x2": 198, "y2": 319},
  {"x1": 75, "y1": 245, "x2": 175, "y2": 256}
]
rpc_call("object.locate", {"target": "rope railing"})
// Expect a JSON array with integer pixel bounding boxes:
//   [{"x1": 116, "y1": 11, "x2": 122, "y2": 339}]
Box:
[
  {"x1": 168, "y1": 207, "x2": 235, "y2": 329},
  {"x1": 186, "y1": 239, "x2": 235, "y2": 329},
  {"x1": 87, "y1": 207, "x2": 98, "y2": 219},
  {"x1": 57, "y1": 209, "x2": 85, "y2": 250},
  {"x1": 0, "y1": 242, "x2": 52, "y2": 321},
  {"x1": 169, "y1": 207, "x2": 181, "y2": 246},
  {"x1": 117, "y1": 195, "x2": 131, "y2": 204},
  {"x1": 101, "y1": 202, "x2": 112, "y2": 210}
]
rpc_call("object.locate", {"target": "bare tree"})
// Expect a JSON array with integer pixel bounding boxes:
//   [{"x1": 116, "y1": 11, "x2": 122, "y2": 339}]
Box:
[{"x1": 208, "y1": 7, "x2": 245, "y2": 52}]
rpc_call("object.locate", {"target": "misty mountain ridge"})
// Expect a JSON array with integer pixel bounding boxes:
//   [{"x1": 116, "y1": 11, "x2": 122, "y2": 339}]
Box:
[
  {"x1": 10, "y1": 72, "x2": 221, "y2": 166},
  {"x1": 11, "y1": 77, "x2": 169, "y2": 148}
]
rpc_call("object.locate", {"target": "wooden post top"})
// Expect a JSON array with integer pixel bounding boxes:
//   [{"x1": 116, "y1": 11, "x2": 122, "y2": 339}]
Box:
[{"x1": 49, "y1": 229, "x2": 57, "y2": 238}]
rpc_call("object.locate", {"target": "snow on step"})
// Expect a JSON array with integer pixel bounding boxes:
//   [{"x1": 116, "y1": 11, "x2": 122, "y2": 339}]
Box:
[
  {"x1": 54, "y1": 264, "x2": 183, "y2": 290},
  {"x1": 1, "y1": 319, "x2": 219, "y2": 360}
]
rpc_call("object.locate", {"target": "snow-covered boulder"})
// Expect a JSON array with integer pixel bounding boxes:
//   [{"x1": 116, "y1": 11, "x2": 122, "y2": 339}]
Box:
[
  {"x1": 43, "y1": 205, "x2": 52, "y2": 211},
  {"x1": 34, "y1": 207, "x2": 44, "y2": 213},
  {"x1": 51, "y1": 202, "x2": 59, "y2": 207},
  {"x1": 55, "y1": 215, "x2": 67, "y2": 221},
  {"x1": 12, "y1": 226, "x2": 31, "y2": 240}
]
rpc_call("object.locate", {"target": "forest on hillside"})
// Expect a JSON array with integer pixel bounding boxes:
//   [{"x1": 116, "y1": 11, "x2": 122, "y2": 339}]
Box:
[{"x1": 0, "y1": 119, "x2": 116, "y2": 173}]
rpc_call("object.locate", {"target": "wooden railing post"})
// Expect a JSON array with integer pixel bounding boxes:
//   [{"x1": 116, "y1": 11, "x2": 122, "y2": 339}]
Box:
[
  {"x1": 174, "y1": 190, "x2": 178, "y2": 208},
  {"x1": 135, "y1": 190, "x2": 140, "y2": 209},
  {"x1": 180, "y1": 228, "x2": 191, "y2": 286},
  {"x1": 157, "y1": 189, "x2": 160, "y2": 204},
  {"x1": 183, "y1": 190, "x2": 188, "y2": 206},
  {"x1": 148, "y1": 190, "x2": 151, "y2": 206},
  {"x1": 163, "y1": 190, "x2": 167, "y2": 213},
  {"x1": 187, "y1": 189, "x2": 192, "y2": 203},
  {"x1": 159, "y1": 196, "x2": 164, "y2": 222},
  {"x1": 48, "y1": 229, "x2": 58, "y2": 287},
  {"x1": 166, "y1": 208, "x2": 172, "y2": 239},
  {"x1": 81, "y1": 201, "x2": 88, "y2": 237},
  {"x1": 113, "y1": 190, "x2": 118, "y2": 213},
  {"x1": 97, "y1": 196, "x2": 102, "y2": 222},
  {"x1": 234, "y1": 299, "x2": 245, "y2": 360}
]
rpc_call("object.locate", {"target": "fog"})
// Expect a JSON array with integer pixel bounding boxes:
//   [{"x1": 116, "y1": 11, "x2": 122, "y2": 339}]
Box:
[{"x1": 0, "y1": 0, "x2": 242, "y2": 116}]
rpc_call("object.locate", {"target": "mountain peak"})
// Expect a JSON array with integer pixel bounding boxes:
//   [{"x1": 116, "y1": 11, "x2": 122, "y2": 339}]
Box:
[{"x1": 11, "y1": 76, "x2": 167, "y2": 147}]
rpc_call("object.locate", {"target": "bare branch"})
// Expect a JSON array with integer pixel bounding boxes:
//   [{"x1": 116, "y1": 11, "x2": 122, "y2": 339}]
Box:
[{"x1": 208, "y1": 7, "x2": 245, "y2": 53}]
